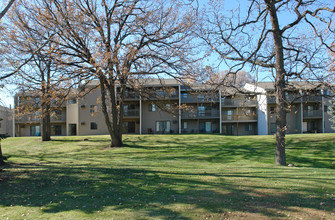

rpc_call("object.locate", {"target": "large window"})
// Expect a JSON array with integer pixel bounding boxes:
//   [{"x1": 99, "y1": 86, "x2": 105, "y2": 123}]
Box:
[
  {"x1": 156, "y1": 121, "x2": 170, "y2": 133},
  {"x1": 199, "y1": 121, "x2": 212, "y2": 133},
  {"x1": 90, "y1": 122, "x2": 98, "y2": 130},
  {"x1": 30, "y1": 125, "x2": 41, "y2": 136},
  {"x1": 51, "y1": 125, "x2": 62, "y2": 136}
]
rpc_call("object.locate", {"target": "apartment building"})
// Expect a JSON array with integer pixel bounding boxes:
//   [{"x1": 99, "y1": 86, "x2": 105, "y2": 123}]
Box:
[
  {"x1": 14, "y1": 94, "x2": 67, "y2": 137},
  {"x1": 0, "y1": 106, "x2": 13, "y2": 136},
  {"x1": 13, "y1": 79, "x2": 334, "y2": 137},
  {"x1": 244, "y1": 82, "x2": 333, "y2": 135}
]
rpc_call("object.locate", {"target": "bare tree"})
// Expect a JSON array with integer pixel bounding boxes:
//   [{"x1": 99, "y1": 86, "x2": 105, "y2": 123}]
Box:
[
  {"x1": 200, "y1": 0, "x2": 335, "y2": 165},
  {"x1": 22, "y1": 0, "x2": 198, "y2": 147},
  {"x1": 4, "y1": 3, "x2": 85, "y2": 141}
]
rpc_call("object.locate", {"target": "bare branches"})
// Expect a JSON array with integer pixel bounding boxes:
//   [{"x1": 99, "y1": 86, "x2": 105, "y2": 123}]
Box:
[{"x1": 0, "y1": 0, "x2": 15, "y2": 20}]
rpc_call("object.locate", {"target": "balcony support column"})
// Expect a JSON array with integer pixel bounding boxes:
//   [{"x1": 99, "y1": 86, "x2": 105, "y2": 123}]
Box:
[
  {"x1": 300, "y1": 90, "x2": 303, "y2": 134},
  {"x1": 140, "y1": 89, "x2": 142, "y2": 135},
  {"x1": 321, "y1": 89, "x2": 324, "y2": 133},
  {"x1": 219, "y1": 90, "x2": 222, "y2": 134},
  {"x1": 178, "y1": 85, "x2": 181, "y2": 134}
]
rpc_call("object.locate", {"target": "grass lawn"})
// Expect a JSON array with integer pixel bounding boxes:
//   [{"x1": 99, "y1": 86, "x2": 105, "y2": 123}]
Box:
[{"x1": 0, "y1": 133, "x2": 334, "y2": 219}]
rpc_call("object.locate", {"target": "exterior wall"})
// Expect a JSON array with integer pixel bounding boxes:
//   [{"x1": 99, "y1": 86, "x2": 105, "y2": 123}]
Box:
[
  {"x1": 141, "y1": 101, "x2": 179, "y2": 134},
  {"x1": 77, "y1": 89, "x2": 109, "y2": 135},
  {"x1": 0, "y1": 106, "x2": 12, "y2": 136},
  {"x1": 324, "y1": 97, "x2": 334, "y2": 133},
  {"x1": 244, "y1": 83, "x2": 268, "y2": 135},
  {"x1": 66, "y1": 99, "x2": 79, "y2": 136},
  {"x1": 286, "y1": 104, "x2": 301, "y2": 134}
]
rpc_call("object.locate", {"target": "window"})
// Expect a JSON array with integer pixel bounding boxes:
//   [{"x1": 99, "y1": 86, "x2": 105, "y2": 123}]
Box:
[
  {"x1": 198, "y1": 94, "x2": 204, "y2": 101},
  {"x1": 270, "y1": 123, "x2": 276, "y2": 134},
  {"x1": 181, "y1": 93, "x2": 188, "y2": 99},
  {"x1": 51, "y1": 125, "x2": 62, "y2": 136},
  {"x1": 156, "y1": 90, "x2": 164, "y2": 96},
  {"x1": 223, "y1": 110, "x2": 234, "y2": 120},
  {"x1": 324, "y1": 105, "x2": 328, "y2": 112},
  {"x1": 183, "y1": 122, "x2": 187, "y2": 129},
  {"x1": 307, "y1": 121, "x2": 315, "y2": 131},
  {"x1": 270, "y1": 106, "x2": 275, "y2": 113},
  {"x1": 245, "y1": 124, "x2": 253, "y2": 131},
  {"x1": 199, "y1": 121, "x2": 212, "y2": 133},
  {"x1": 30, "y1": 125, "x2": 40, "y2": 136},
  {"x1": 166, "y1": 103, "x2": 171, "y2": 110},
  {"x1": 69, "y1": 98, "x2": 77, "y2": 104},
  {"x1": 90, "y1": 122, "x2": 98, "y2": 130},
  {"x1": 245, "y1": 109, "x2": 252, "y2": 115},
  {"x1": 156, "y1": 121, "x2": 170, "y2": 132},
  {"x1": 0, "y1": 123, "x2": 1, "y2": 128},
  {"x1": 198, "y1": 106, "x2": 205, "y2": 116},
  {"x1": 90, "y1": 105, "x2": 97, "y2": 115},
  {"x1": 32, "y1": 111, "x2": 40, "y2": 121},
  {"x1": 149, "y1": 104, "x2": 156, "y2": 112}
]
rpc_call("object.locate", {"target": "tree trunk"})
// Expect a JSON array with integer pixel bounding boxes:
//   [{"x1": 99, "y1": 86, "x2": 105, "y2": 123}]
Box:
[
  {"x1": 41, "y1": 105, "x2": 51, "y2": 141},
  {"x1": 98, "y1": 75, "x2": 123, "y2": 147},
  {"x1": 111, "y1": 133, "x2": 123, "y2": 147},
  {"x1": 266, "y1": 0, "x2": 286, "y2": 165},
  {"x1": 0, "y1": 141, "x2": 5, "y2": 165}
]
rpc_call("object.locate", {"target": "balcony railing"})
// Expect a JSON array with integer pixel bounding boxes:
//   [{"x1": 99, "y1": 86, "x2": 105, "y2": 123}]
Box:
[
  {"x1": 268, "y1": 95, "x2": 322, "y2": 104},
  {"x1": 16, "y1": 114, "x2": 66, "y2": 123},
  {"x1": 124, "y1": 109, "x2": 140, "y2": 117},
  {"x1": 181, "y1": 95, "x2": 219, "y2": 103},
  {"x1": 221, "y1": 99, "x2": 257, "y2": 107},
  {"x1": 222, "y1": 114, "x2": 257, "y2": 121},
  {"x1": 303, "y1": 110, "x2": 322, "y2": 118},
  {"x1": 302, "y1": 95, "x2": 322, "y2": 102},
  {"x1": 181, "y1": 110, "x2": 220, "y2": 119}
]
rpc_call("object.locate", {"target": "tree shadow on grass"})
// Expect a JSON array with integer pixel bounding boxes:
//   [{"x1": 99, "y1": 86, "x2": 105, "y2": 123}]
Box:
[{"x1": 0, "y1": 163, "x2": 334, "y2": 219}]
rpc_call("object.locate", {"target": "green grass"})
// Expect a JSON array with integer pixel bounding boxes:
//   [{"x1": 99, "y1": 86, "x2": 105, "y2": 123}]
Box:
[{"x1": 0, "y1": 133, "x2": 334, "y2": 219}]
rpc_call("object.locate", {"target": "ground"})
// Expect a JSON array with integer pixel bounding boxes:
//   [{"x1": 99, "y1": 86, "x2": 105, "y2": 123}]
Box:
[{"x1": 0, "y1": 134, "x2": 334, "y2": 219}]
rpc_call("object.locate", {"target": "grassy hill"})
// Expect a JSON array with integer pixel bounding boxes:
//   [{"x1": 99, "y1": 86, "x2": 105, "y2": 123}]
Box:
[{"x1": 0, "y1": 134, "x2": 334, "y2": 219}]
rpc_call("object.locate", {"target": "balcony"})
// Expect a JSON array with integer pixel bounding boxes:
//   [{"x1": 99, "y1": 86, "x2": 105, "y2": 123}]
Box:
[
  {"x1": 16, "y1": 113, "x2": 66, "y2": 123},
  {"x1": 222, "y1": 114, "x2": 257, "y2": 122},
  {"x1": 221, "y1": 99, "x2": 257, "y2": 107},
  {"x1": 303, "y1": 110, "x2": 322, "y2": 118},
  {"x1": 302, "y1": 95, "x2": 322, "y2": 102},
  {"x1": 51, "y1": 114, "x2": 66, "y2": 122},
  {"x1": 181, "y1": 95, "x2": 219, "y2": 103},
  {"x1": 181, "y1": 110, "x2": 220, "y2": 119},
  {"x1": 267, "y1": 94, "x2": 322, "y2": 104},
  {"x1": 124, "y1": 109, "x2": 140, "y2": 117}
]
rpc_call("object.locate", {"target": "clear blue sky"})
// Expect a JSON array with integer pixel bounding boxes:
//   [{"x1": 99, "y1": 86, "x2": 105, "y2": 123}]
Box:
[{"x1": 0, "y1": 0, "x2": 333, "y2": 107}]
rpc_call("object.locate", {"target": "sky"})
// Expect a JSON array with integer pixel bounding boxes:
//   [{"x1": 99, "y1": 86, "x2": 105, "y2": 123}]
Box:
[{"x1": 0, "y1": 0, "x2": 334, "y2": 107}]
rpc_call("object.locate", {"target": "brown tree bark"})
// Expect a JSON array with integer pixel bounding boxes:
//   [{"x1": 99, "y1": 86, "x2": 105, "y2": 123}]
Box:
[
  {"x1": 265, "y1": 0, "x2": 286, "y2": 165},
  {"x1": 0, "y1": 141, "x2": 5, "y2": 165}
]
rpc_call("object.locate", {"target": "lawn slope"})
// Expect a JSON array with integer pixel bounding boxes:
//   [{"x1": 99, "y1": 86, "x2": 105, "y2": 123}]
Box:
[{"x1": 0, "y1": 134, "x2": 334, "y2": 219}]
